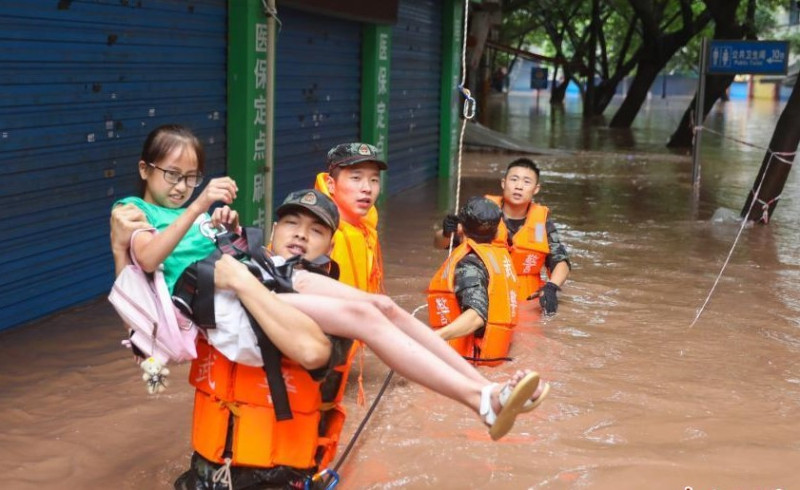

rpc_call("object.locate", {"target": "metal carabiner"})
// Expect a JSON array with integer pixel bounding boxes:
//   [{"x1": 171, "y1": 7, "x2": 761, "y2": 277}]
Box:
[
  {"x1": 305, "y1": 468, "x2": 340, "y2": 490},
  {"x1": 199, "y1": 218, "x2": 226, "y2": 241},
  {"x1": 459, "y1": 85, "x2": 476, "y2": 119}
]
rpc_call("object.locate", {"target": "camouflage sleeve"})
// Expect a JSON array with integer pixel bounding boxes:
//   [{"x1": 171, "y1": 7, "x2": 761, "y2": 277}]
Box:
[
  {"x1": 453, "y1": 253, "x2": 489, "y2": 321},
  {"x1": 545, "y1": 218, "x2": 571, "y2": 273},
  {"x1": 307, "y1": 335, "x2": 353, "y2": 382}
]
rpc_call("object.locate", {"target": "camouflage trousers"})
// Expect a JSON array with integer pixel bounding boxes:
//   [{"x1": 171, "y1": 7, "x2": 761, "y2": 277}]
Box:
[{"x1": 173, "y1": 452, "x2": 315, "y2": 490}]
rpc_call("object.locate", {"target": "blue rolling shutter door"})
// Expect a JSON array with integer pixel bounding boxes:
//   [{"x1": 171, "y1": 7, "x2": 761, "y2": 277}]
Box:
[
  {"x1": 0, "y1": 1, "x2": 227, "y2": 331},
  {"x1": 388, "y1": 0, "x2": 442, "y2": 194},
  {"x1": 273, "y1": 8, "x2": 361, "y2": 208}
]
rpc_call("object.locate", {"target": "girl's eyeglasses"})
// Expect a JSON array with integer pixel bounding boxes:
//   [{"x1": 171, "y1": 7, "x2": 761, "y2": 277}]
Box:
[{"x1": 148, "y1": 163, "x2": 204, "y2": 188}]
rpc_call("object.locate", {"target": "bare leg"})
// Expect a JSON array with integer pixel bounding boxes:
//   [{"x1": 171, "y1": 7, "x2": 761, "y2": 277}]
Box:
[
  {"x1": 278, "y1": 292, "x2": 549, "y2": 439},
  {"x1": 293, "y1": 271, "x2": 487, "y2": 385},
  {"x1": 278, "y1": 292, "x2": 485, "y2": 413},
  {"x1": 291, "y1": 271, "x2": 550, "y2": 416}
]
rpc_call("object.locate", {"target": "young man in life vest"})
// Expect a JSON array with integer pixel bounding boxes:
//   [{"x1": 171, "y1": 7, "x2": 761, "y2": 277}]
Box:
[
  {"x1": 314, "y1": 142, "x2": 386, "y2": 293},
  {"x1": 436, "y1": 158, "x2": 571, "y2": 315},
  {"x1": 429, "y1": 197, "x2": 526, "y2": 368},
  {"x1": 312, "y1": 142, "x2": 387, "y2": 468}
]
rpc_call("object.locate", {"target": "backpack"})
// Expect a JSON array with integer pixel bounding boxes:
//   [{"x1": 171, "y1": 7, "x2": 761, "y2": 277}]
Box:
[{"x1": 108, "y1": 228, "x2": 198, "y2": 365}]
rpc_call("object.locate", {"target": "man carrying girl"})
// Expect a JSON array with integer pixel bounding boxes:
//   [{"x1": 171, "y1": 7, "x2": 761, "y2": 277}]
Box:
[{"x1": 110, "y1": 125, "x2": 548, "y2": 489}]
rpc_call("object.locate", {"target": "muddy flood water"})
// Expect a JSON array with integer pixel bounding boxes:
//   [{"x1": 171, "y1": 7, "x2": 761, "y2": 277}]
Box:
[{"x1": 2, "y1": 94, "x2": 799, "y2": 489}]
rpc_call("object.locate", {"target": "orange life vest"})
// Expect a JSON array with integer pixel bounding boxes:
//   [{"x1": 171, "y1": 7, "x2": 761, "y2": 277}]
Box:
[
  {"x1": 426, "y1": 239, "x2": 519, "y2": 366},
  {"x1": 313, "y1": 172, "x2": 385, "y2": 468},
  {"x1": 188, "y1": 337, "x2": 323, "y2": 469},
  {"x1": 486, "y1": 195, "x2": 550, "y2": 300}
]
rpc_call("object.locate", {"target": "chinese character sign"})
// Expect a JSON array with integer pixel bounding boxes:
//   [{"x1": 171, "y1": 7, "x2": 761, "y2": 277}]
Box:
[{"x1": 708, "y1": 40, "x2": 789, "y2": 75}]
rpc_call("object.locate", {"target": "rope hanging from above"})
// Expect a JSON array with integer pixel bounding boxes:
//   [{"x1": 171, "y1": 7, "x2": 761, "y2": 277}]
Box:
[
  {"x1": 450, "y1": 0, "x2": 476, "y2": 256},
  {"x1": 689, "y1": 147, "x2": 796, "y2": 328}
]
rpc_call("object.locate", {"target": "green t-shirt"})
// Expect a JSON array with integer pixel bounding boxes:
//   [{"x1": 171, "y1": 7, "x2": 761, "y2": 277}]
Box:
[{"x1": 115, "y1": 197, "x2": 216, "y2": 293}]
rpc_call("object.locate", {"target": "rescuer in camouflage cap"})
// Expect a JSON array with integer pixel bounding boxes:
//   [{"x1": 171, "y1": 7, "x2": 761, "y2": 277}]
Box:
[
  {"x1": 276, "y1": 189, "x2": 340, "y2": 232},
  {"x1": 457, "y1": 196, "x2": 502, "y2": 243},
  {"x1": 326, "y1": 142, "x2": 388, "y2": 173}
]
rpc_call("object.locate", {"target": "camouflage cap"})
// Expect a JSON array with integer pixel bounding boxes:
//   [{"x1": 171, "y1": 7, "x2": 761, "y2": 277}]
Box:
[
  {"x1": 276, "y1": 189, "x2": 340, "y2": 231},
  {"x1": 458, "y1": 196, "x2": 502, "y2": 242},
  {"x1": 326, "y1": 142, "x2": 388, "y2": 172}
]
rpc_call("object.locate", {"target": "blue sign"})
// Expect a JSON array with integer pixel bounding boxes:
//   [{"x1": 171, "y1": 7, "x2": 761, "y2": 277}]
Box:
[
  {"x1": 530, "y1": 67, "x2": 548, "y2": 90},
  {"x1": 707, "y1": 40, "x2": 789, "y2": 75}
]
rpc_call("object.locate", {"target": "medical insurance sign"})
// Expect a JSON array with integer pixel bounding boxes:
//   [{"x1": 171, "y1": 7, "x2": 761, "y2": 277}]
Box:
[
  {"x1": 361, "y1": 25, "x2": 391, "y2": 160},
  {"x1": 707, "y1": 40, "x2": 789, "y2": 75},
  {"x1": 228, "y1": 1, "x2": 269, "y2": 228}
]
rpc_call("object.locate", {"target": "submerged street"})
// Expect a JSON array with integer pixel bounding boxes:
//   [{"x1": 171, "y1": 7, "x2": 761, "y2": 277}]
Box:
[{"x1": 1, "y1": 93, "x2": 798, "y2": 489}]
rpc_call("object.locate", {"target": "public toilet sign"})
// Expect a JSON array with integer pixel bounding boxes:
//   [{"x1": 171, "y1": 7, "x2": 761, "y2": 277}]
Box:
[
  {"x1": 692, "y1": 38, "x2": 790, "y2": 202},
  {"x1": 707, "y1": 40, "x2": 789, "y2": 75}
]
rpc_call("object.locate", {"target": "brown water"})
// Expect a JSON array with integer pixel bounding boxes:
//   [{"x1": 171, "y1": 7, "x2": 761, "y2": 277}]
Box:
[{"x1": 2, "y1": 94, "x2": 799, "y2": 489}]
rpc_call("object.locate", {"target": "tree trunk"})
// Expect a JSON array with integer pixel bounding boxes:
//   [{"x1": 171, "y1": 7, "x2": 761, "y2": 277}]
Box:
[
  {"x1": 592, "y1": 76, "x2": 626, "y2": 115},
  {"x1": 550, "y1": 79, "x2": 568, "y2": 104},
  {"x1": 741, "y1": 75, "x2": 800, "y2": 222},
  {"x1": 583, "y1": 0, "x2": 600, "y2": 118},
  {"x1": 666, "y1": 73, "x2": 735, "y2": 148},
  {"x1": 609, "y1": 61, "x2": 661, "y2": 127}
]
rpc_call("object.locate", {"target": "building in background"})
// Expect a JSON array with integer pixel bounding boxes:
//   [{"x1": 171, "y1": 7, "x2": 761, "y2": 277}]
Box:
[{"x1": 0, "y1": 0, "x2": 465, "y2": 331}]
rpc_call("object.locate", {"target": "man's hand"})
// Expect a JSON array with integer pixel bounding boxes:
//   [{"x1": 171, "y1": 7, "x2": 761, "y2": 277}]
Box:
[
  {"x1": 214, "y1": 255, "x2": 253, "y2": 292},
  {"x1": 530, "y1": 282, "x2": 560, "y2": 315},
  {"x1": 110, "y1": 203, "x2": 149, "y2": 252},
  {"x1": 442, "y1": 214, "x2": 459, "y2": 237}
]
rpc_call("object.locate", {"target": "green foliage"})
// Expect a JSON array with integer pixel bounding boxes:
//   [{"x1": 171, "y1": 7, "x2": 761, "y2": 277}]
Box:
[
  {"x1": 783, "y1": 32, "x2": 800, "y2": 54},
  {"x1": 666, "y1": 2, "x2": 783, "y2": 75},
  {"x1": 492, "y1": 0, "x2": 787, "y2": 78}
]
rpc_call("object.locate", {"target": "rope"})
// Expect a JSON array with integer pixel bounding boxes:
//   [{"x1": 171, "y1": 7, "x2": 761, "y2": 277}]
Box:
[
  {"x1": 447, "y1": 0, "x2": 475, "y2": 257},
  {"x1": 458, "y1": 0, "x2": 469, "y2": 95},
  {"x1": 461, "y1": 355, "x2": 514, "y2": 363},
  {"x1": 688, "y1": 147, "x2": 794, "y2": 328},
  {"x1": 328, "y1": 304, "x2": 429, "y2": 480},
  {"x1": 756, "y1": 195, "x2": 781, "y2": 224},
  {"x1": 693, "y1": 111, "x2": 800, "y2": 162},
  {"x1": 687, "y1": 107, "x2": 800, "y2": 328},
  {"x1": 260, "y1": 0, "x2": 283, "y2": 30},
  {"x1": 211, "y1": 457, "x2": 233, "y2": 490},
  {"x1": 330, "y1": 369, "x2": 394, "y2": 475},
  {"x1": 699, "y1": 124, "x2": 773, "y2": 153}
]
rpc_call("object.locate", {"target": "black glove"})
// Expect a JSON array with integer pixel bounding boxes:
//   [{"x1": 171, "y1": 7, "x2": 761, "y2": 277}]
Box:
[
  {"x1": 442, "y1": 214, "x2": 459, "y2": 237},
  {"x1": 532, "y1": 282, "x2": 560, "y2": 315}
]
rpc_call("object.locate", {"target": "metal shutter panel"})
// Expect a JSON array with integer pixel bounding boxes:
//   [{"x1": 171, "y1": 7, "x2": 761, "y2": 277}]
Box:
[
  {"x1": 388, "y1": 0, "x2": 442, "y2": 194},
  {"x1": 0, "y1": 0, "x2": 227, "y2": 331},
  {"x1": 273, "y1": 7, "x2": 362, "y2": 207}
]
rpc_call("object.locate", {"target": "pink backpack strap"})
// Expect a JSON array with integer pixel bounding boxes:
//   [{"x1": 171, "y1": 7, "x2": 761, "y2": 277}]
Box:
[
  {"x1": 127, "y1": 227, "x2": 157, "y2": 268},
  {"x1": 114, "y1": 226, "x2": 197, "y2": 364}
]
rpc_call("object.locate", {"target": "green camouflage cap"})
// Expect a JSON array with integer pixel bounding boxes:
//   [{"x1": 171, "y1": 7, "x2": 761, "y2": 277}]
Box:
[
  {"x1": 458, "y1": 196, "x2": 502, "y2": 242},
  {"x1": 276, "y1": 189, "x2": 340, "y2": 231},
  {"x1": 326, "y1": 142, "x2": 388, "y2": 172}
]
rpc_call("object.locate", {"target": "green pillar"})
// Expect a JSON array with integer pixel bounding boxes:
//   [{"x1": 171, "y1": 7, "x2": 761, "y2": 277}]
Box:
[
  {"x1": 227, "y1": 0, "x2": 273, "y2": 229},
  {"x1": 439, "y1": 0, "x2": 463, "y2": 180},
  {"x1": 361, "y1": 24, "x2": 392, "y2": 193}
]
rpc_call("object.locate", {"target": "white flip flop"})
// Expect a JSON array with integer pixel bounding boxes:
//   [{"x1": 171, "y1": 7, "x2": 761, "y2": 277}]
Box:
[{"x1": 480, "y1": 371, "x2": 540, "y2": 441}]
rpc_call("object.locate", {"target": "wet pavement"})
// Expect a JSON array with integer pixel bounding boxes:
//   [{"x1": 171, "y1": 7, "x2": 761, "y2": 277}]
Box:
[{"x1": 2, "y1": 93, "x2": 799, "y2": 489}]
